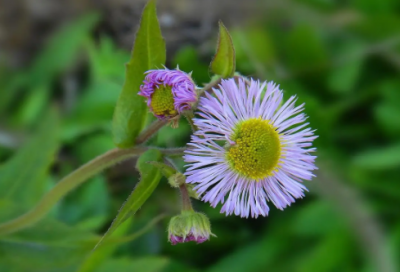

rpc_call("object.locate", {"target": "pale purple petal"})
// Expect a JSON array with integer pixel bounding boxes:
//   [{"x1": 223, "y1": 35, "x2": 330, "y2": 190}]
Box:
[{"x1": 184, "y1": 78, "x2": 317, "y2": 218}]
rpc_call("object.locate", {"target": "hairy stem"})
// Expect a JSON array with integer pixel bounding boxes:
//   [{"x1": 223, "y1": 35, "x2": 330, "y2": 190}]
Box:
[
  {"x1": 179, "y1": 184, "x2": 193, "y2": 211},
  {"x1": 183, "y1": 111, "x2": 197, "y2": 132},
  {"x1": 194, "y1": 78, "x2": 222, "y2": 109},
  {"x1": 161, "y1": 147, "x2": 186, "y2": 157},
  {"x1": 135, "y1": 119, "x2": 169, "y2": 145}
]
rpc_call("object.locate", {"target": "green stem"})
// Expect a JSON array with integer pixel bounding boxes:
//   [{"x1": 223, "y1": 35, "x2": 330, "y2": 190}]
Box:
[
  {"x1": 0, "y1": 116, "x2": 184, "y2": 236},
  {"x1": 179, "y1": 184, "x2": 193, "y2": 212},
  {"x1": 160, "y1": 147, "x2": 186, "y2": 157},
  {"x1": 193, "y1": 77, "x2": 222, "y2": 110},
  {"x1": 183, "y1": 111, "x2": 197, "y2": 132},
  {"x1": 0, "y1": 147, "x2": 147, "y2": 236},
  {"x1": 135, "y1": 119, "x2": 168, "y2": 145}
]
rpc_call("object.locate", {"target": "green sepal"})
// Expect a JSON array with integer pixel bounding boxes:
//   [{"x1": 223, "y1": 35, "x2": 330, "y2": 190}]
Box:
[{"x1": 168, "y1": 211, "x2": 214, "y2": 242}]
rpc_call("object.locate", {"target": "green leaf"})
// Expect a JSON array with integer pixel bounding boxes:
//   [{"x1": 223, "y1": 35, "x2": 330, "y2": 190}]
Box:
[
  {"x1": 112, "y1": 0, "x2": 166, "y2": 148},
  {"x1": 0, "y1": 200, "x2": 95, "y2": 272},
  {"x1": 58, "y1": 175, "x2": 110, "y2": 226},
  {"x1": 94, "y1": 149, "x2": 163, "y2": 249},
  {"x1": 28, "y1": 13, "x2": 100, "y2": 87},
  {"x1": 297, "y1": 230, "x2": 354, "y2": 272},
  {"x1": 97, "y1": 257, "x2": 169, "y2": 272},
  {"x1": 0, "y1": 110, "x2": 59, "y2": 209},
  {"x1": 62, "y1": 79, "x2": 120, "y2": 143},
  {"x1": 77, "y1": 218, "x2": 134, "y2": 272},
  {"x1": 13, "y1": 85, "x2": 50, "y2": 127},
  {"x1": 207, "y1": 234, "x2": 287, "y2": 272},
  {"x1": 291, "y1": 201, "x2": 344, "y2": 236},
  {"x1": 210, "y1": 21, "x2": 236, "y2": 78},
  {"x1": 231, "y1": 28, "x2": 275, "y2": 76},
  {"x1": 327, "y1": 41, "x2": 364, "y2": 94},
  {"x1": 283, "y1": 24, "x2": 327, "y2": 73},
  {"x1": 0, "y1": 13, "x2": 99, "y2": 118},
  {"x1": 86, "y1": 36, "x2": 130, "y2": 81},
  {"x1": 147, "y1": 161, "x2": 177, "y2": 178},
  {"x1": 352, "y1": 142, "x2": 400, "y2": 170}
]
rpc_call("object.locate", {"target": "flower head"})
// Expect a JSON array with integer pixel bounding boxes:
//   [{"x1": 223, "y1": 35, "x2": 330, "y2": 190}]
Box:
[
  {"x1": 168, "y1": 211, "x2": 213, "y2": 245},
  {"x1": 139, "y1": 68, "x2": 197, "y2": 119},
  {"x1": 184, "y1": 78, "x2": 318, "y2": 218}
]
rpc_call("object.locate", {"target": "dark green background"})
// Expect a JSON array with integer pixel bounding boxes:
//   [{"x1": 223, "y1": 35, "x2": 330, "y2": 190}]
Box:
[{"x1": 0, "y1": 0, "x2": 399, "y2": 271}]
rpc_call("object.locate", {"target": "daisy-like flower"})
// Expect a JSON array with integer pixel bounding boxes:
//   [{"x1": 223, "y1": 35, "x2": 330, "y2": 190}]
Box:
[
  {"x1": 139, "y1": 68, "x2": 197, "y2": 119},
  {"x1": 184, "y1": 78, "x2": 317, "y2": 218}
]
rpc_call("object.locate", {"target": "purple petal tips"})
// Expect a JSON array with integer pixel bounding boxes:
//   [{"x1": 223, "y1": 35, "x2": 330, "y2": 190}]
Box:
[
  {"x1": 168, "y1": 211, "x2": 214, "y2": 245},
  {"x1": 139, "y1": 68, "x2": 197, "y2": 119},
  {"x1": 184, "y1": 78, "x2": 318, "y2": 218}
]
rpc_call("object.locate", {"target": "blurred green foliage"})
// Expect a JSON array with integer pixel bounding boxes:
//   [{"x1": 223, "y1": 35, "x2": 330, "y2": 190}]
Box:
[{"x1": 0, "y1": 0, "x2": 399, "y2": 271}]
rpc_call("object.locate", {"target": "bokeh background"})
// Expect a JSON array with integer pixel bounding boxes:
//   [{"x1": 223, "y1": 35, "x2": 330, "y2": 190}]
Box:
[{"x1": 1, "y1": 0, "x2": 399, "y2": 271}]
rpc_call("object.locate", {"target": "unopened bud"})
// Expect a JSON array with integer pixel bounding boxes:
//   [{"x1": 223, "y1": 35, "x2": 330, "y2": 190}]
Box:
[{"x1": 168, "y1": 211, "x2": 214, "y2": 245}]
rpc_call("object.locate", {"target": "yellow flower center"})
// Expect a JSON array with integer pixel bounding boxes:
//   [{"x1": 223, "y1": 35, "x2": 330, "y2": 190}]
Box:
[
  {"x1": 150, "y1": 85, "x2": 177, "y2": 117},
  {"x1": 226, "y1": 118, "x2": 281, "y2": 180}
]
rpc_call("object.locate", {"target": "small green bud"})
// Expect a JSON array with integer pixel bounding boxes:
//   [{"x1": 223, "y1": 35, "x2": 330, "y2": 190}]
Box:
[{"x1": 168, "y1": 211, "x2": 214, "y2": 245}]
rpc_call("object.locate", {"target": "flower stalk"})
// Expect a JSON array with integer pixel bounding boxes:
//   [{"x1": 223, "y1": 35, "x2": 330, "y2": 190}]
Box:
[
  {"x1": 179, "y1": 184, "x2": 193, "y2": 211},
  {"x1": 135, "y1": 119, "x2": 168, "y2": 145}
]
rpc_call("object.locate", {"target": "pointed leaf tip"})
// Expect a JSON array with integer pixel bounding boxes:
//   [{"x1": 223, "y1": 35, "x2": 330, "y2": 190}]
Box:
[
  {"x1": 94, "y1": 149, "x2": 163, "y2": 250},
  {"x1": 112, "y1": 0, "x2": 166, "y2": 148},
  {"x1": 210, "y1": 21, "x2": 236, "y2": 78}
]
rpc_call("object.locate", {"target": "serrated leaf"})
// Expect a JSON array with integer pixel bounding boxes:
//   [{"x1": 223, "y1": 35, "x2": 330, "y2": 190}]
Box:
[
  {"x1": 112, "y1": 0, "x2": 166, "y2": 148},
  {"x1": 0, "y1": 110, "x2": 59, "y2": 209},
  {"x1": 210, "y1": 21, "x2": 236, "y2": 78},
  {"x1": 94, "y1": 149, "x2": 163, "y2": 249}
]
